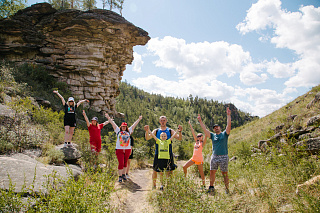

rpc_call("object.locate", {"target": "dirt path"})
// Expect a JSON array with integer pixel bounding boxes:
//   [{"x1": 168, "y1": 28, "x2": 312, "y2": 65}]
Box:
[{"x1": 121, "y1": 168, "x2": 154, "y2": 213}]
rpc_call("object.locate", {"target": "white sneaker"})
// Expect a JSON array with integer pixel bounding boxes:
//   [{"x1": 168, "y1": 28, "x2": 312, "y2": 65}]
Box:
[
  {"x1": 63, "y1": 142, "x2": 68, "y2": 147},
  {"x1": 126, "y1": 174, "x2": 130, "y2": 179}
]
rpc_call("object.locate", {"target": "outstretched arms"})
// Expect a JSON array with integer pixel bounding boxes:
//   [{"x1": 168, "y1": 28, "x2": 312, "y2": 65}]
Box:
[
  {"x1": 105, "y1": 113, "x2": 118, "y2": 131},
  {"x1": 53, "y1": 90, "x2": 65, "y2": 106},
  {"x1": 130, "y1": 115, "x2": 143, "y2": 131},
  {"x1": 82, "y1": 110, "x2": 90, "y2": 127},
  {"x1": 147, "y1": 127, "x2": 158, "y2": 141},
  {"x1": 77, "y1": 99, "x2": 89, "y2": 107},
  {"x1": 188, "y1": 120, "x2": 197, "y2": 142},
  {"x1": 197, "y1": 114, "x2": 210, "y2": 138},
  {"x1": 226, "y1": 107, "x2": 231, "y2": 135}
]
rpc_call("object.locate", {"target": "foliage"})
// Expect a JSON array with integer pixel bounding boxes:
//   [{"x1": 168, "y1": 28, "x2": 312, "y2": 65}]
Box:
[
  {"x1": 0, "y1": 0, "x2": 26, "y2": 19},
  {"x1": 148, "y1": 171, "x2": 217, "y2": 212},
  {"x1": 47, "y1": 0, "x2": 82, "y2": 9}
]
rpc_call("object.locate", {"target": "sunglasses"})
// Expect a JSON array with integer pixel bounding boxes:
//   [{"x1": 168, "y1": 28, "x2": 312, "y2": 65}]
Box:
[{"x1": 197, "y1": 135, "x2": 203, "y2": 138}]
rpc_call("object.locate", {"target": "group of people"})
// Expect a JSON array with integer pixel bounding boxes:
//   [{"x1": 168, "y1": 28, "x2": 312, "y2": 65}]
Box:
[{"x1": 54, "y1": 91, "x2": 231, "y2": 193}]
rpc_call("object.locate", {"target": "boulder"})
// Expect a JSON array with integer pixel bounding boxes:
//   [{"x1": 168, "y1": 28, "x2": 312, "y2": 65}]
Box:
[
  {"x1": 306, "y1": 92, "x2": 320, "y2": 109},
  {"x1": 56, "y1": 144, "x2": 81, "y2": 162},
  {"x1": 294, "y1": 137, "x2": 320, "y2": 153},
  {"x1": 0, "y1": 3, "x2": 150, "y2": 114},
  {"x1": 0, "y1": 153, "x2": 82, "y2": 193},
  {"x1": 306, "y1": 115, "x2": 320, "y2": 126}
]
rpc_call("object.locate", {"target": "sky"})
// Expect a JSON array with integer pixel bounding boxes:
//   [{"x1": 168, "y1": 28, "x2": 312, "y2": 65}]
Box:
[{"x1": 27, "y1": 0, "x2": 320, "y2": 117}]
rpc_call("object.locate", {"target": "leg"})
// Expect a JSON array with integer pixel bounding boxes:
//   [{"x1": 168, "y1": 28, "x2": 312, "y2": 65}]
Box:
[
  {"x1": 122, "y1": 149, "x2": 131, "y2": 176},
  {"x1": 64, "y1": 126, "x2": 70, "y2": 142},
  {"x1": 159, "y1": 172, "x2": 164, "y2": 186},
  {"x1": 197, "y1": 164, "x2": 205, "y2": 186},
  {"x1": 210, "y1": 170, "x2": 217, "y2": 186},
  {"x1": 183, "y1": 159, "x2": 195, "y2": 177},
  {"x1": 115, "y1": 149, "x2": 124, "y2": 176},
  {"x1": 222, "y1": 171, "x2": 229, "y2": 190},
  {"x1": 68, "y1": 127, "x2": 75, "y2": 142},
  {"x1": 152, "y1": 170, "x2": 157, "y2": 188},
  {"x1": 126, "y1": 159, "x2": 131, "y2": 174}
]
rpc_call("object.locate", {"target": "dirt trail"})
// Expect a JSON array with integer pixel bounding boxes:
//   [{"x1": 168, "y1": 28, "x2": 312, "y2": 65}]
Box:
[{"x1": 121, "y1": 168, "x2": 154, "y2": 213}]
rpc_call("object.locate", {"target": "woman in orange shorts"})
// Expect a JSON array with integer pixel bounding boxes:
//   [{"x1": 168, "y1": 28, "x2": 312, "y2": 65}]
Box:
[{"x1": 183, "y1": 120, "x2": 207, "y2": 187}]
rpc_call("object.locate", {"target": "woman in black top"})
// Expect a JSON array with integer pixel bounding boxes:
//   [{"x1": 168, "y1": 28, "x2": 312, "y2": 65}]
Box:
[{"x1": 53, "y1": 90, "x2": 89, "y2": 147}]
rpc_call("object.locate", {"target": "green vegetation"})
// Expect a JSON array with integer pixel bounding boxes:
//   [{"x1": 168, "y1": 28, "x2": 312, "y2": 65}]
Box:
[
  {"x1": 0, "y1": 62, "x2": 319, "y2": 212},
  {"x1": 0, "y1": 0, "x2": 26, "y2": 19}
]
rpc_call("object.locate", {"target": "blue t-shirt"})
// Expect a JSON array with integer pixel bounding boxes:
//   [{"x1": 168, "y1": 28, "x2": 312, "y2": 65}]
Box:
[{"x1": 210, "y1": 130, "x2": 229, "y2": 155}]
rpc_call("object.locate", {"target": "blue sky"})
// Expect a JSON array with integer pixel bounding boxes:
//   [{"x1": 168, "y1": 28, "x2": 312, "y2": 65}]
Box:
[{"x1": 27, "y1": 0, "x2": 320, "y2": 117}]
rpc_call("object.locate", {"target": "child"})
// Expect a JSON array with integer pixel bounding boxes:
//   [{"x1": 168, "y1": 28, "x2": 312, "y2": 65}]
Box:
[
  {"x1": 148, "y1": 127, "x2": 179, "y2": 190},
  {"x1": 183, "y1": 120, "x2": 207, "y2": 187},
  {"x1": 53, "y1": 90, "x2": 89, "y2": 147}
]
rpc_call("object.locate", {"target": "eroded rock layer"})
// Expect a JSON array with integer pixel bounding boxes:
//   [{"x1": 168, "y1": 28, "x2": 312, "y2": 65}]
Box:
[{"x1": 0, "y1": 3, "x2": 150, "y2": 113}]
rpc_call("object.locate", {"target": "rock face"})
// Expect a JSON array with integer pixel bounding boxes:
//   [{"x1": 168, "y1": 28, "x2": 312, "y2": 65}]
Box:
[
  {"x1": 0, "y1": 3, "x2": 150, "y2": 114},
  {"x1": 0, "y1": 153, "x2": 82, "y2": 193}
]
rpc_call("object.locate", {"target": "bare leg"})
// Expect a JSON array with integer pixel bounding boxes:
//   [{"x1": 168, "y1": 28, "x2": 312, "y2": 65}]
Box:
[
  {"x1": 64, "y1": 126, "x2": 70, "y2": 142},
  {"x1": 222, "y1": 171, "x2": 229, "y2": 190},
  {"x1": 210, "y1": 170, "x2": 217, "y2": 187},
  {"x1": 126, "y1": 159, "x2": 131, "y2": 175},
  {"x1": 68, "y1": 127, "x2": 75, "y2": 142},
  {"x1": 152, "y1": 170, "x2": 157, "y2": 188},
  {"x1": 197, "y1": 164, "x2": 205, "y2": 186},
  {"x1": 183, "y1": 159, "x2": 195, "y2": 177}
]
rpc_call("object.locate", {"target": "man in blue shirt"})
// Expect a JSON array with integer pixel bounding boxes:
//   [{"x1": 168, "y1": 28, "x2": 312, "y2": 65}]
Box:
[{"x1": 198, "y1": 107, "x2": 231, "y2": 194}]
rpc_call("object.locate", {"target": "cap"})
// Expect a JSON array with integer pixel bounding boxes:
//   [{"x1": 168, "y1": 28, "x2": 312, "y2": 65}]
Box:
[
  {"x1": 213, "y1": 124, "x2": 220, "y2": 128},
  {"x1": 121, "y1": 122, "x2": 128, "y2": 126},
  {"x1": 91, "y1": 117, "x2": 98, "y2": 121},
  {"x1": 197, "y1": 133, "x2": 203, "y2": 137},
  {"x1": 68, "y1": 97, "x2": 74, "y2": 102}
]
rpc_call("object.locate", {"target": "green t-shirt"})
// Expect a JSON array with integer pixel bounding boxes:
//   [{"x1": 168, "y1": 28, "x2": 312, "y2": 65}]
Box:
[{"x1": 156, "y1": 139, "x2": 171, "y2": 159}]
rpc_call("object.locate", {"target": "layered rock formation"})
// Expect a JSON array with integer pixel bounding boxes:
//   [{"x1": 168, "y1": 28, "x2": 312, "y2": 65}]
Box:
[{"x1": 0, "y1": 3, "x2": 150, "y2": 113}]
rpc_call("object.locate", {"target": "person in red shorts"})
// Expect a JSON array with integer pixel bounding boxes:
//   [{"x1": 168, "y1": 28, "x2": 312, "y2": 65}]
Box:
[{"x1": 82, "y1": 110, "x2": 110, "y2": 166}]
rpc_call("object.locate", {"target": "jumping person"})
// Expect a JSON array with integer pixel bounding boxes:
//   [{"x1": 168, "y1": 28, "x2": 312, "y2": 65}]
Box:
[
  {"x1": 144, "y1": 116, "x2": 183, "y2": 189},
  {"x1": 105, "y1": 113, "x2": 142, "y2": 183},
  {"x1": 198, "y1": 107, "x2": 231, "y2": 194},
  {"x1": 53, "y1": 90, "x2": 89, "y2": 147},
  {"x1": 183, "y1": 119, "x2": 207, "y2": 187},
  {"x1": 147, "y1": 126, "x2": 179, "y2": 190},
  {"x1": 82, "y1": 110, "x2": 110, "y2": 167}
]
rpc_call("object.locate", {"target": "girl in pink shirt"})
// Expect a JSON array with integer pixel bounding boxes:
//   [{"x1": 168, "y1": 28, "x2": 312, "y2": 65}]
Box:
[{"x1": 183, "y1": 120, "x2": 207, "y2": 187}]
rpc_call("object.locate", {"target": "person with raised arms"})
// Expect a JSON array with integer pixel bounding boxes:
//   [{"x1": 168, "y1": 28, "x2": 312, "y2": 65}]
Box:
[
  {"x1": 144, "y1": 116, "x2": 183, "y2": 189},
  {"x1": 198, "y1": 107, "x2": 231, "y2": 194},
  {"x1": 82, "y1": 110, "x2": 110, "y2": 167},
  {"x1": 105, "y1": 113, "x2": 142, "y2": 183},
  {"x1": 183, "y1": 119, "x2": 207, "y2": 188},
  {"x1": 53, "y1": 90, "x2": 89, "y2": 147}
]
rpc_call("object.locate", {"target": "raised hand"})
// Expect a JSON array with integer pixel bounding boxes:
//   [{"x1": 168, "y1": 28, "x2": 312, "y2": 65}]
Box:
[
  {"x1": 144, "y1": 125, "x2": 149, "y2": 132},
  {"x1": 197, "y1": 114, "x2": 202, "y2": 122},
  {"x1": 227, "y1": 107, "x2": 231, "y2": 116},
  {"x1": 139, "y1": 115, "x2": 143, "y2": 120},
  {"x1": 178, "y1": 124, "x2": 183, "y2": 131}
]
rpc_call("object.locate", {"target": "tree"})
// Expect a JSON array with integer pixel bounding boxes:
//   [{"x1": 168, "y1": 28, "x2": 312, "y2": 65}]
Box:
[
  {"x1": 82, "y1": 0, "x2": 96, "y2": 10},
  {"x1": 0, "y1": 0, "x2": 26, "y2": 19}
]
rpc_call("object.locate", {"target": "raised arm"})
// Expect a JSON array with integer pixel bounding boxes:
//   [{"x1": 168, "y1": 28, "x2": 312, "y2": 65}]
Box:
[
  {"x1": 53, "y1": 90, "x2": 65, "y2": 106},
  {"x1": 198, "y1": 114, "x2": 210, "y2": 138},
  {"x1": 188, "y1": 121, "x2": 197, "y2": 142},
  {"x1": 148, "y1": 128, "x2": 158, "y2": 141},
  {"x1": 77, "y1": 99, "x2": 89, "y2": 107},
  {"x1": 172, "y1": 125, "x2": 183, "y2": 141},
  {"x1": 82, "y1": 110, "x2": 90, "y2": 128},
  {"x1": 102, "y1": 119, "x2": 110, "y2": 127},
  {"x1": 226, "y1": 107, "x2": 231, "y2": 135},
  {"x1": 130, "y1": 115, "x2": 142, "y2": 131},
  {"x1": 105, "y1": 113, "x2": 118, "y2": 131}
]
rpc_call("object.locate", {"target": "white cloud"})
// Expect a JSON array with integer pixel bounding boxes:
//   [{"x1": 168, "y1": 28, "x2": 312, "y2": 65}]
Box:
[
  {"x1": 240, "y1": 63, "x2": 268, "y2": 85},
  {"x1": 147, "y1": 36, "x2": 251, "y2": 81},
  {"x1": 132, "y1": 52, "x2": 143, "y2": 73},
  {"x1": 236, "y1": 0, "x2": 320, "y2": 88}
]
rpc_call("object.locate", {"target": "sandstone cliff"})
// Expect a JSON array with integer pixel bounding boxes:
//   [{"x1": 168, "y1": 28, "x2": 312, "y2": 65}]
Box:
[{"x1": 0, "y1": 3, "x2": 150, "y2": 113}]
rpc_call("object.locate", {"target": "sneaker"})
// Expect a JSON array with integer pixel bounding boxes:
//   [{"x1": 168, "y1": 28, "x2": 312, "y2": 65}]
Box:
[
  {"x1": 118, "y1": 176, "x2": 122, "y2": 183},
  {"x1": 63, "y1": 142, "x2": 68, "y2": 147},
  {"x1": 67, "y1": 142, "x2": 73, "y2": 147},
  {"x1": 200, "y1": 185, "x2": 206, "y2": 190},
  {"x1": 125, "y1": 174, "x2": 130, "y2": 179},
  {"x1": 225, "y1": 188, "x2": 230, "y2": 194},
  {"x1": 207, "y1": 186, "x2": 215, "y2": 194},
  {"x1": 122, "y1": 174, "x2": 127, "y2": 181},
  {"x1": 160, "y1": 185, "x2": 164, "y2": 191}
]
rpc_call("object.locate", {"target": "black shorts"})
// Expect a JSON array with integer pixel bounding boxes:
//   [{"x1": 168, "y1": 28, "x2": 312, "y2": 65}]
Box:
[
  {"x1": 64, "y1": 118, "x2": 76, "y2": 127},
  {"x1": 153, "y1": 156, "x2": 177, "y2": 172},
  {"x1": 129, "y1": 149, "x2": 133, "y2": 159}
]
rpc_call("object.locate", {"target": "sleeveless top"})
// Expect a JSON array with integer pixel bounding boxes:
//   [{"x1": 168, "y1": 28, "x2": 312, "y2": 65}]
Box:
[{"x1": 191, "y1": 141, "x2": 203, "y2": 162}]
